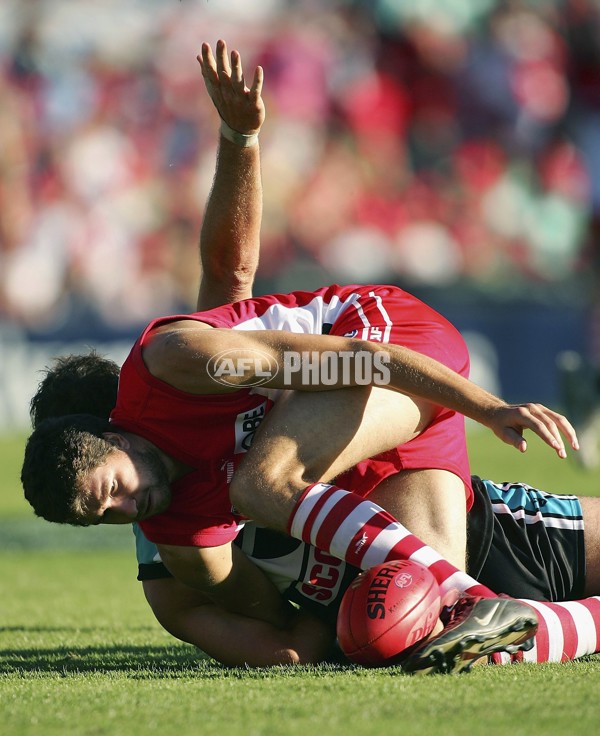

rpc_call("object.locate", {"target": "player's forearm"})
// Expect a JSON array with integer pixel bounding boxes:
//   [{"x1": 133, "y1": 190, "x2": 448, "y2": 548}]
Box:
[
  {"x1": 242, "y1": 334, "x2": 571, "y2": 456},
  {"x1": 145, "y1": 326, "x2": 573, "y2": 456},
  {"x1": 158, "y1": 541, "x2": 293, "y2": 629},
  {"x1": 198, "y1": 559, "x2": 295, "y2": 629},
  {"x1": 196, "y1": 136, "x2": 261, "y2": 309},
  {"x1": 377, "y1": 342, "x2": 504, "y2": 421},
  {"x1": 156, "y1": 599, "x2": 334, "y2": 667},
  {"x1": 251, "y1": 331, "x2": 505, "y2": 419},
  {"x1": 146, "y1": 327, "x2": 501, "y2": 415},
  {"x1": 143, "y1": 577, "x2": 333, "y2": 666}
]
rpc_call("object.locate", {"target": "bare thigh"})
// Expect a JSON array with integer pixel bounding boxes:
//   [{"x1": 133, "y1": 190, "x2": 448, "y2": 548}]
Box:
[
  {"x1": 230, "y1": 385, "x2": 443, "y2": 529},
  {"x1": 580, "y1": 496, "x2": 600, "y2": 596}
]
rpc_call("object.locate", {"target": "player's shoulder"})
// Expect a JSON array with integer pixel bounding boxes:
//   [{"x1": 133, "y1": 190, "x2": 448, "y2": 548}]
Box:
[
  {"x1": 144, "y1": 318, "x2": 214, "y2": 357},
  {"x1": 150, "y1": 317, "x2": 212, "y2": 338}
]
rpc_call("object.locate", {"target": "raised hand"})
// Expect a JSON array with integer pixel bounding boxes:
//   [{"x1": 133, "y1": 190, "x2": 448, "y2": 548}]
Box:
[
  {"x1": 485, "y1": 402, "x2": 579, "y2": 458},
  {"x1": 197, "y1": 39, "x2": 265, "y2": 136}
]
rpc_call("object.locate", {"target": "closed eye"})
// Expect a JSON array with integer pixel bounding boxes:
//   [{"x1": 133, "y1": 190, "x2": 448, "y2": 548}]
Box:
[{"x1": 96, "y1": 480, "x2": 117, "y2": 524}]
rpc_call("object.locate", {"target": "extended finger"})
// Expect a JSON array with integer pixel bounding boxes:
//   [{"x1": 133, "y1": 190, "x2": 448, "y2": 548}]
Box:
[
  {"x1": 538, "y1": 406, "x2": 579, "y2": 451},
  {"x1": 216, "y1": 39, "x2": 231, "y2": 80},
  {"x1": 230, "y1": 49, "x2": 245, "y2": 91},
  {"x1": 198, "y1": 42, "x2": 219, "y2": 84},
  {"x1": 249, "y1": 65, "x2": 264, "y2": 100},
  {"x1": 500, "y1": 427, "x2": 528, "y2": 454},
  {"x1": 519, "y1": 404, "x2": 567, "y2": 457}
]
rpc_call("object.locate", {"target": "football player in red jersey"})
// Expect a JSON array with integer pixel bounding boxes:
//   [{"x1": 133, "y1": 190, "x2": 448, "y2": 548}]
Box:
[{"x1": 23, "y1": 41, "x2": 600, "y2": 673}]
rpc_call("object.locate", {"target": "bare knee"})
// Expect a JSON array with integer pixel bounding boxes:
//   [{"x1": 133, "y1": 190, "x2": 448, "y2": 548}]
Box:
[{"x1": 229, "y1": 445, "x2": 308, "y2": 531}]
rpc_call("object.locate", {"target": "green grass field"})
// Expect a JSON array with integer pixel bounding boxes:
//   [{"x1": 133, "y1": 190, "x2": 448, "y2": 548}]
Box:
[{"x1": 3, "y1": 429, "x2": 600, "y2": 736}]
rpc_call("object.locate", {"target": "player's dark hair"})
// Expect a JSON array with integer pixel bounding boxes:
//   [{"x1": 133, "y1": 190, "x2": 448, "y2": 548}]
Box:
[
  {"x1": 29, "y1": 351, "x2": 120, "y2": 427},
  {"x1": 21, "y1": 414, "x2": 114, "y2": 526}
]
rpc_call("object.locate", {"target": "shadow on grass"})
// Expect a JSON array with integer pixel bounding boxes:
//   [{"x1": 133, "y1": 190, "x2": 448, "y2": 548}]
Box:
[
  {"x1": 1, "y1": 643, "x2": 214, "y2": 676},
  {"x1": 0, "y1": 642, "x2": 354, "y2": 678}
]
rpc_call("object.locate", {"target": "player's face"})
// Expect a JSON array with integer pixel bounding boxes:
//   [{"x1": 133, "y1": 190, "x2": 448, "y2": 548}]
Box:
[{"x1": 81, "y1": 445, "x2": 172, "y2": 525}]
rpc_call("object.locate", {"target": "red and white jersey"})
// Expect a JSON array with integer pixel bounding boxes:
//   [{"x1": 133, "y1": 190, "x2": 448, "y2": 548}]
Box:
[{"x1": 111, "y1": 284, "x2": 472, "y2": 547}]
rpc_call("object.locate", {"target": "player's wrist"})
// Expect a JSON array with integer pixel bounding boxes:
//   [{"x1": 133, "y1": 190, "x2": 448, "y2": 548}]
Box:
[{"x1": 219, "y1": 119, "x2": 259, "y2": 148}]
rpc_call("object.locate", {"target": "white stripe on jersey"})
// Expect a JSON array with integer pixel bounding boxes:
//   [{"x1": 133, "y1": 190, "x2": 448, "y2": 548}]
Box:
[
  {"x1": 496, "y1": 481, "x2": 576, "y2": 498},
  {"x1": 230, "y1": 293, "x2": 357, "y2": 334},
  {"x1": 489, "y1": 501, "x2": 584, "y2": 531},
  {"x1": 226, "y1": 289, "x2": 398, "y2": 343},
  {"x1": 368, "y1": 290, "x2": 393, "y2": 342},
  {"x1": 351, "y1": 296, "x2": 372, "y2": 340}
]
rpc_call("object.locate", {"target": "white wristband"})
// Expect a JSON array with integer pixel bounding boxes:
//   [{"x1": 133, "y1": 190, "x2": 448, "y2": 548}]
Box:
[{"x1": 220, "y1": 119, "x2": 259, "y2": 148}]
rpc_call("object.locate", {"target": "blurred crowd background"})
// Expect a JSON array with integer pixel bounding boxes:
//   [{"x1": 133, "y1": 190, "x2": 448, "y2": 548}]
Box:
[{"x1": 1, "y1": 0, "x2": 600, "y2": 420}]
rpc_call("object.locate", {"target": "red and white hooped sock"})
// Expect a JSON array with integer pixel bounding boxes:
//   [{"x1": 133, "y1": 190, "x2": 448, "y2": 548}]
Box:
[{"x1": 287, "y1": 482, "x2": 495, "y2": 598}]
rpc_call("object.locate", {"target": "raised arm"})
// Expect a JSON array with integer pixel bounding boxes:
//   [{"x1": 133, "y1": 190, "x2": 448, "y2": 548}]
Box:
[{"x1": 196, "y1": 40, "x2": 264, "y2": 310}]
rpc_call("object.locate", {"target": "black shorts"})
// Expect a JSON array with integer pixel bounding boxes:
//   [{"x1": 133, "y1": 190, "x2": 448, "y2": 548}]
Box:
[{"x1": 467, "y1": 477, "x2": 585, "y2": 601}]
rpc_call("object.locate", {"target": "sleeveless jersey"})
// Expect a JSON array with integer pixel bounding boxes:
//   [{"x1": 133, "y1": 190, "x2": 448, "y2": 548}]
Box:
[{"x1": 111, "y1": 284, "x2": 472, "y2": 547}]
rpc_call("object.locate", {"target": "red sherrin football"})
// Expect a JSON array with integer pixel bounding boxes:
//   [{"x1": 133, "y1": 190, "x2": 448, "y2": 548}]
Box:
[{"x1": 336, "y1": 559, "x2": 441, "y2": 666}]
